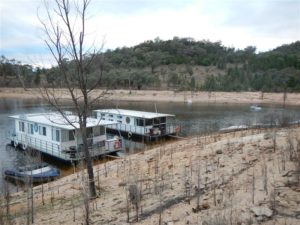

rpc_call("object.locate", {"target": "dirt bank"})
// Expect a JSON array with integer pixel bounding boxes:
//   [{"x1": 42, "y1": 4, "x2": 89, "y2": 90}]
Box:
[
  {"x1": 1, "y1": 88, "x2": 300, "y2": 106},
  {"x1": 2, "y1": 126, "x2": 300, "y2": 225}
]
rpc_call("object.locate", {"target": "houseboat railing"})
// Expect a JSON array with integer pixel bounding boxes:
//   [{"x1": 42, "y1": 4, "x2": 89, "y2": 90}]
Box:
[
  {"x1": 106, "y1": 123, "x2": 178, "y2": 136},
  {"x1": 7, "y1": 132, "x2": 123, "y2": 161}
]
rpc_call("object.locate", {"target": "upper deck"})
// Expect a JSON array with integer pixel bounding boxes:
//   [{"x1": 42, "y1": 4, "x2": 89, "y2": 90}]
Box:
[
  {"x1": 9, "y1": 112, "x2": 117, "y2": 129},
  {"x1": 93, "y1": 109, "x2": 175, "y2": 119}
]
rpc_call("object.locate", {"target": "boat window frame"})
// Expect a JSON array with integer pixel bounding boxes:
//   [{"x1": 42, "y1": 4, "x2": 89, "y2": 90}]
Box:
[
  {"x1": 93, "y1": 126, "x2": 100, "y2": 137},
  {"x1": 153, "y1": 117, "x2": 160, "y2": 125},
  {"x1": 136, "y1": 118, "x2": 145, "y2": 127},
  {"x1": 39, "y1": 126, "x2": 47, "y2": 136},
  {"x1": 100, "y1": 113, "x2": 106, "y2": 120},
  {"x1": 55, "y1": 129, "x2": 60, "y2": 142},
  {"x1": 69, "y1": 130, "x2": 75, "y2": 141},
  {"x1": 145, "y1": 119, "x2": 153, "y2": 126},
  {"x1": 100, "y1": 126, "x2": 105, "y2": 135},
  {"x1": 28, "y1": 123, "x2": 34, "y2": 134},
  {"x1": 19, "y1": 121, "x2": 25, "y2": 132}
]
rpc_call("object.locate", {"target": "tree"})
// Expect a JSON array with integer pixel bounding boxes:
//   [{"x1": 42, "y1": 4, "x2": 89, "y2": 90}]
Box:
[{"x1": 39, "y1": 0, "x2": 106, "y2": 199}]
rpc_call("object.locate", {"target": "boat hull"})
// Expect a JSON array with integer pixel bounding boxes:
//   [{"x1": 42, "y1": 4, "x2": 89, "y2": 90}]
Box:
[{"x1": 4, "y1": 164, "x2": 60, "y2": 183}]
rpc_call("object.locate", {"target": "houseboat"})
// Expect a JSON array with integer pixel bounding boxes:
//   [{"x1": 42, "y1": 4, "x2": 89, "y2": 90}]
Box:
[
  {"x1": 93, "y1": 109, "x2": 179, "y2": 140},
  {"x1": 7, "y1": 112, "x2": 123, "y2": 162}
]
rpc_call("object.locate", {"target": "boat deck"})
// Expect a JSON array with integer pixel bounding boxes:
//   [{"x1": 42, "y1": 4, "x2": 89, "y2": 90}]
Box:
[{"x1": 8, "y1": 132, "x2": 123, "y2": 162}]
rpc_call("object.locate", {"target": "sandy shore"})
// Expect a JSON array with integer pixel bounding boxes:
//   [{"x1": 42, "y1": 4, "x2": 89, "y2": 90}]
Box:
[{"x1": 0, "y1": 88, "x2": 300, "y2": 106}]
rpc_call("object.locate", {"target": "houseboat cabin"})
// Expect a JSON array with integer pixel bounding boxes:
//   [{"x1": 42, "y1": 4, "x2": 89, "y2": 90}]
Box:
[
  {"x1": 93, "y1": 109, "x2": 179, "y2": 140},
  {"x1": 8, "y1": 112, "x2": 123, "y2": 162}
]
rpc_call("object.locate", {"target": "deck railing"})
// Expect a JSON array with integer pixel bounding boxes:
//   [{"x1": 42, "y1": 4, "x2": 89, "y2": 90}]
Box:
[
  {"x1": 106, "y1": 123, "x2": 178, "y2": 136},
  {"x1": 7, "y1": 132, "x2": 123, "y2": 162}
]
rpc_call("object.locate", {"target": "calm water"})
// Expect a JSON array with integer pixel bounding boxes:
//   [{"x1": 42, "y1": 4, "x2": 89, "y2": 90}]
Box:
[{"x1": 0, "y1": 98, "x2": 299, "y2": 192}]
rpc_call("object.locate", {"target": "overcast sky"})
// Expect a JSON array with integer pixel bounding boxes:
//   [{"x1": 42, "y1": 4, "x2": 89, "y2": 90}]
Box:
[{"x1": 0, "y1": 0, "x2": 299, "y2": 68}]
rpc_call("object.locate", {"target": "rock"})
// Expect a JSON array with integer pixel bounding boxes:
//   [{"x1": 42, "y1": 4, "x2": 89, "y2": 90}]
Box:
[
  {"x1": 251, "y1": 206, "x2": 273, "y2": 217},
  {"x1": 200, "y1": 203, "x2": 210, "y2": 210},
  {"x1": 172, "y1": 216, "x2": 180, "y2": 222},
  {"x1": 192, "y1": 203, "x2": 210, "y2": 213},
  {"x1": 216, "y1": 149, "x2": 223, "y2": 154}
]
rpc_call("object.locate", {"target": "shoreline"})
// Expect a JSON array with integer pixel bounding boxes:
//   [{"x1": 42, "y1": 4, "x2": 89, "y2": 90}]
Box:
[
  {"x1": 0, "y1": 87, "x2": 300, "y2": 106},
  {"x1": 4, "y1": 126, "x2": 300, "y2": 225}
]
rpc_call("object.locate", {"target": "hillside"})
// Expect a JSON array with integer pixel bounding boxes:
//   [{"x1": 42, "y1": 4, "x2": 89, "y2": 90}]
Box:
[
  {"x1": 2, "y1": 126, "x2": 300, "y2": 224},
  {"x1": 1, "y1": 39, "x2": 300, "y2": 92}
]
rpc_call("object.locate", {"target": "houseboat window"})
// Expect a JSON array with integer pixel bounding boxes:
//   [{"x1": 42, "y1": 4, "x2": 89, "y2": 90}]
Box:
[
  {"x1": 61, "y1": 130, "x2": 67, "y2": 142},
  {"x1": 145, "y1": 119, "x2": 152, "y2": 126},
  {"x1": 100, "y1": 113, "x2": 106, "y2": 120},
  {"x1": 69, "y1": 130, "x2": 75, "y2": 141},
  {"x1": 100, "y1": 126, "x2": 105, "y2": 135},
  {"x1": 126, "y1": 117, "x2": 130, "y2": 124},
  {"x1": 28, "y1": 124, "x2": 34, "y2": 134},
  {"x1": 136, "y1": 119, "x2": 144, "y2": 127},
  {"x1": 56, "y1": 130, "x2": 60, "y2": 142},
  {"x1": 117, "y1": 120, "x2": 122, "y2": 123},
  {"x1": 109, "y1": 114, "x2": 113, "y2": 117},
  {"x1": 161, "y1": 117, "x2": 166, "y2": 123},
  {"x1": 117, "y1": 115, "x2": 122, "y2": 119},
  {"x1": 19, "y1": 121, "x2": 25, "y2": 132},
  {"x1": 93, "y1": 127, "x2": 100, "y2": 136},
  {"x1": 154, "y1": 118, "x2": 160, "y2": 125},
  {"x1": 52, "y1": 128, "x2": 60, "y2": 141},
  {"x1": 39, "y1": 126, "x2": 46, "y2": 136}
]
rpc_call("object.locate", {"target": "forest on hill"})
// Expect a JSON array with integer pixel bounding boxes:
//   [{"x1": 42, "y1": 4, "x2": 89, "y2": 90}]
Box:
[{"x1": 1, "y1": 38, "x2": 300, "y2": 92}]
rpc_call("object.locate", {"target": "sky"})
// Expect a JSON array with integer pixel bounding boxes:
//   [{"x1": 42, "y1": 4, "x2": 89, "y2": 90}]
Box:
[{"x1": 0, "y1": 0, "x2": 299, "y2": 68}]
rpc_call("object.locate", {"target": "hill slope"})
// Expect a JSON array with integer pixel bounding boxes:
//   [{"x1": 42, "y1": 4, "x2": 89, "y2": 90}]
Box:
[
  {"x1": 1, "y1": 39, "x2": 300, "y2": 91},
  {"x1": 4, "y1": 126, "x2": 300, "y2": 224}
]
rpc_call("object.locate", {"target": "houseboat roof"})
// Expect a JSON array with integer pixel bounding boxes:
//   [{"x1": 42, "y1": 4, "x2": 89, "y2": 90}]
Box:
[
  {"x1": 93, "y1": 109, "x2": 175, "y2": 119},
  {"x1": 9, "y1": 112, "x2": 117, "y2": 130}
]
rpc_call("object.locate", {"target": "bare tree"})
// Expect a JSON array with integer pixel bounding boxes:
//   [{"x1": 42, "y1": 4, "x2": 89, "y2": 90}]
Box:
[
  {"x1": 39, "y1": 0, "x2": 106, "y2": 198},
  {"x1": 3, "y1": 181, "x2": 12, "y2": 225},
  {"x1": 251, "y1": 168, "x2": 255, "y2": 204}
]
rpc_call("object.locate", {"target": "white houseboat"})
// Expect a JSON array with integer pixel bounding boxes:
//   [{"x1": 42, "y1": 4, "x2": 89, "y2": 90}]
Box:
[
  {"x1": 7, "y1": 112, "x2": 123, "y2": 162},
  {"x1": 93, "y1": 109, "x2": 179, "y2": 140}
]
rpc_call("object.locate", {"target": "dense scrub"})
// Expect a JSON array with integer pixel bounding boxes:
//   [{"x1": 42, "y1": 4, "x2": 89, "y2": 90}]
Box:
[{"x1": 1, "y1": 39, "x2": 300, "y2": 91}]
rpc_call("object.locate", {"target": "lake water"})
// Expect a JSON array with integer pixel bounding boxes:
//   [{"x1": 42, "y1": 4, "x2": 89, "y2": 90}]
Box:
[{"x1": 0, "y1": 98, "x2": 299, "y2": 192}]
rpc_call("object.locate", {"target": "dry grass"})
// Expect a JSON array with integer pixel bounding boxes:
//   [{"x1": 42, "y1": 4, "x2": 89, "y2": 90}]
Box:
[{"x1": 1, "y1": 126, "x2": 300, "y2": 225}]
